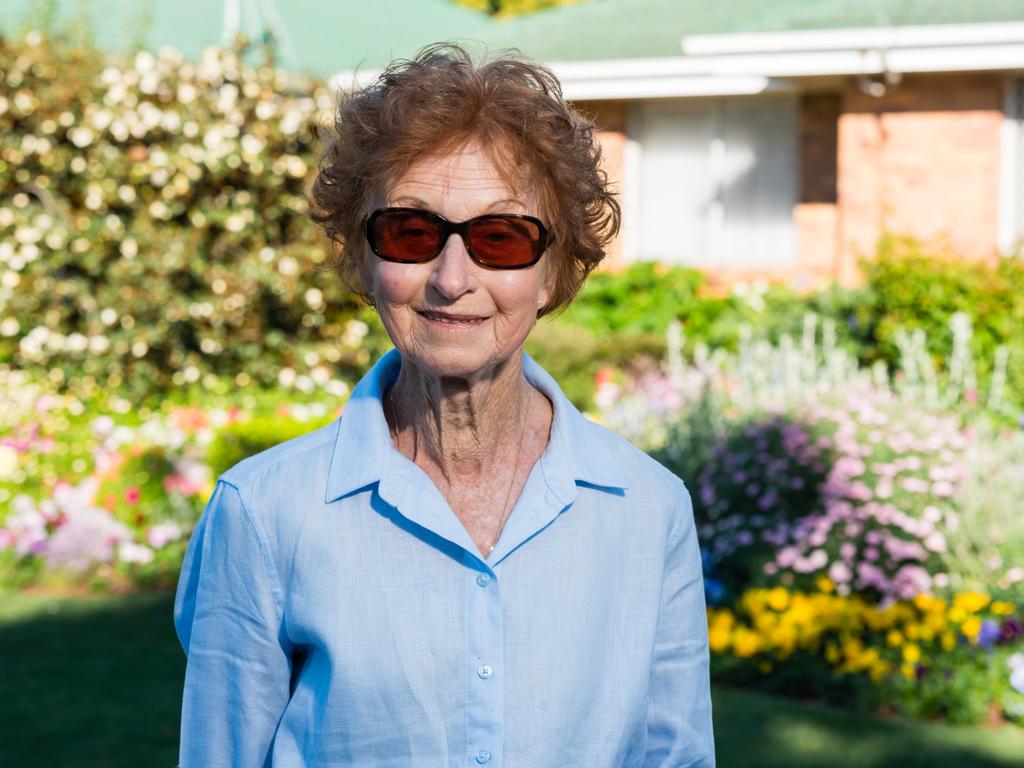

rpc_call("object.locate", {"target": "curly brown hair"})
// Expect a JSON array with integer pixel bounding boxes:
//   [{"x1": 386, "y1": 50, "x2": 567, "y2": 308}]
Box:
[{"x1": 310, "y1": 43, "x2": 620, "y2": 316}]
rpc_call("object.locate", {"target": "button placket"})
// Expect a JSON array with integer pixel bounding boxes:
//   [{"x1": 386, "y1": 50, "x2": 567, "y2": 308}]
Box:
[{"x1": 466, "y1": 568, "x2": 503, "y2": 767}]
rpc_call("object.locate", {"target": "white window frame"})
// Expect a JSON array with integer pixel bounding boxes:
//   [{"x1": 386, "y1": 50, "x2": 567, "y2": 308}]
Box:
[{"x1": 998, "y1": 76, "x2": 1024, "y2": 256}]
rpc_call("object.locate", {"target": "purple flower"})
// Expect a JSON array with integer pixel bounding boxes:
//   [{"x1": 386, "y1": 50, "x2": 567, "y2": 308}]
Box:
[
  {"x1": 977, "y1": 620, "x2": 1001, "y2": 648},
  {"x1": 1001, "y1": 619, "x2": 1022, "y2": 644}
]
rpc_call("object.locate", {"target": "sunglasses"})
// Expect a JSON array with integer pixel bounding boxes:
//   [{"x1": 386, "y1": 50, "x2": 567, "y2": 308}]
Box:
[{"x1": 365, "y1": 207, "x2": 551, "y2": 269}]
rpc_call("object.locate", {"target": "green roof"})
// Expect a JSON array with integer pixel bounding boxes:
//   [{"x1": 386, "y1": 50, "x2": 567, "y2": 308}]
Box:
[
  {"x1": 483, "y1": 0, "x2": 1024, "y2": 62},
  {"x1": 3, "y1": 0, "x2": 1024, "y2": 75}
]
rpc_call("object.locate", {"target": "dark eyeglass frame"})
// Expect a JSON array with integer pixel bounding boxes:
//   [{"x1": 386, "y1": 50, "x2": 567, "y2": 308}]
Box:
[{"x1": 364, "y1": 207, "x2": 552, "y2": 270}]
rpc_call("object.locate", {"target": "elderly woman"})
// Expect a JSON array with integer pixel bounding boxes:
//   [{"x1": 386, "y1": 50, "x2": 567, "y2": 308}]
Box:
[{"x1": 175, "y1": 45, "x2": 714, "y2": 767}]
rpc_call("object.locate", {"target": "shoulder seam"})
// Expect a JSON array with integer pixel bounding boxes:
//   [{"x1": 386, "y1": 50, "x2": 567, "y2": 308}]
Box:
[{"x1": 217, "y1": 478, "x2": 286, "y2": 620}]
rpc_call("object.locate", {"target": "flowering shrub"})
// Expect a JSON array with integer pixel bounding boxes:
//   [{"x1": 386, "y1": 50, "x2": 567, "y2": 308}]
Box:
[
  {"x1": 0, "y1": 30, "x2": 384, "y2": 403},
  {"x1": 0, "y1": 364, "x2": 345, "y2": 590},
  {"x1": 691, "y1": 415, "x2": 832, "y2": 597},
  {"x1": 709, "y1": 587, "x2": 1024, "y2": 725},
  {"x1": 594, "y1": 313, "x2": 1024, "y2": 723}
]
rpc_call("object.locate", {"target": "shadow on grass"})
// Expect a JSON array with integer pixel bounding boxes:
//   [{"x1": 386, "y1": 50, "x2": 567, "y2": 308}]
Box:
[{"x1": 0, "y1": 591, "x2": 182, "y2": 768}]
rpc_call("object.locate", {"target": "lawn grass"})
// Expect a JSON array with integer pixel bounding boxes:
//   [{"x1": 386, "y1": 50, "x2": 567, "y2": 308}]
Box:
[{"x1": 2, "y1": 591, "x2": 1023, "y2": 768}]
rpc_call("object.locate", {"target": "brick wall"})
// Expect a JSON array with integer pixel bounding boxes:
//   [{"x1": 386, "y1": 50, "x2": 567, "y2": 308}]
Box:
[
  {"x1": 586, "y1": 74, "x2": 1006, "y2": 291},
  {"x1": 579, "y1": 101, "x2": 628, "y2": 269},
  {"x1": 836, "y1": 73, "x2": 1005, "y2": 282}
]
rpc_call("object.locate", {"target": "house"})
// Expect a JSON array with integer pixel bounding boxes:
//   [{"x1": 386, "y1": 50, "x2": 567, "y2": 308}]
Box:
[{"x1": 4, "y1": 0, "x2": 1023, "y2": 289}]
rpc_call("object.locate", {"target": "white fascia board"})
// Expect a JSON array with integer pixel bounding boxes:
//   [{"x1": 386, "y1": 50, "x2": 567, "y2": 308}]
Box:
[
  {"x1": 558, "y1": 75, "x2": 776, "y2": 100},
  {"x1": 681, "y1": 22, "x2": 1024, "y2": 55},
  {"x1": 328, "y1": 20, "x2": 1024, "y2": 102},
  {"x1": 327, "y1": 64, "x2": 779, "y2": 99},
  {"x1": 676, "y1": 45, "x2": 1024, "y2": 77}
]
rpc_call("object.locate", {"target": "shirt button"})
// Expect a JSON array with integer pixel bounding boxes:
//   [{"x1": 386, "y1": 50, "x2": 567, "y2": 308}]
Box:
[
  {"x1": 475, "y1": 749, "x2": 491, "y2": 764},
  {"x1": 477, "y1": 664, "x2": 493, "y2": 679},
  {"x1": 476, "y1": 573, "x2": 491, "y2": 587}
]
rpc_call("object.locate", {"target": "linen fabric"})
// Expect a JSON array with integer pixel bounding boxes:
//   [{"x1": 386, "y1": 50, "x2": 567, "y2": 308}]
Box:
[{"x1": 174, "y1": 349, "x2": 715, "y2": 767}]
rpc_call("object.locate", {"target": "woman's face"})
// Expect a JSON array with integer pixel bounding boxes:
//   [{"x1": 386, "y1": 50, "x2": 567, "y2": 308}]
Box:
[{"x1": 370, "y1": 142, "x2": 552, "y2": 381}]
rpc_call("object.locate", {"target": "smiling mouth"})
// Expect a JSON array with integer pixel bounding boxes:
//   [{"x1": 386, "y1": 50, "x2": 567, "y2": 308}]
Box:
[{"x1": 418, "y1": 310, "x2": 489, "y2": 325}]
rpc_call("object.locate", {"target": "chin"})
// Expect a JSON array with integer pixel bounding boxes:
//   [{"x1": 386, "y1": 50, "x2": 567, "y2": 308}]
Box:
[{"x1": 400, "y1": 345, "x2": 522, "y2": 382}]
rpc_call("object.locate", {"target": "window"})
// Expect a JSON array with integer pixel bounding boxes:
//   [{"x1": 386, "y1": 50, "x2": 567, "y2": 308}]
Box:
[{"x1": 625, "y1": 96, "x2": 798, "y2": 268}]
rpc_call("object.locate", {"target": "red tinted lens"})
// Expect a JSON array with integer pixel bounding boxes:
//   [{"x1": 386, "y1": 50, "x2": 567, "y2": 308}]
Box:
[
  {"x1": 372, "y1": 210, "x2": 444, "y2": 263},
  {"x1": 467, "y1": 216, "x2": 540, "y2": 267}
]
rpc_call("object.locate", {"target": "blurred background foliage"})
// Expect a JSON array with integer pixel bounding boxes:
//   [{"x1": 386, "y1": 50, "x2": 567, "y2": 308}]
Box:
[{"x1": 2, "y1": 29, "x2": 1022, "y2": 414}]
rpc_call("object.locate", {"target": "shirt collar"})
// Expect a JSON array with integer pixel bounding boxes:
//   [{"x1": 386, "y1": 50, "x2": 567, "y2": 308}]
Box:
[{"x1": 324, "y1": 348, "x2": 629, "y2": 505}]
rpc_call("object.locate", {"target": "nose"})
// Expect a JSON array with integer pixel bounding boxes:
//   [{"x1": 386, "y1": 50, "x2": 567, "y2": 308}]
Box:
[{"x1": 427, "y1": 233, "x2": 475, "y2": 302}]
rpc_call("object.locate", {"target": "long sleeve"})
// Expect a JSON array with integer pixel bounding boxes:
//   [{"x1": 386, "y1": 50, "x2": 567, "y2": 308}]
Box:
[
  {"x1": 644, "y1": 482, "x2": 716, "y2": 767},
  {"x1": 174, "y1": 479, "x2": 293, "y2": 768}
]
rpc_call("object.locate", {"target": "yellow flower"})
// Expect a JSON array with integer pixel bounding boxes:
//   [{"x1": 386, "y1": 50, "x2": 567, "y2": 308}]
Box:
[
  {"x1": 953, "y1": 592, "x2": 990, "y2": 613},
  {"x1": 816, "y1": 576, "x2": 836, "y2": 594},
  {"x1": 940, "y1": 631, "x2": 957, "y2": 652},
  {"x1": 992, "y1": 601, "x2": 1015, "y2": 616},
  {"x1": 708, "y1": 611, "x2": 734, "y2": 654},
  {"x1": 886, "y1": 629, "x2": 904, "y2": 647},
  {"x1": 767, "y1": 587, "x2": 790, "y2": 612},
  {"x1": 961, "y1": 616, "x2": 982, "y2": 640},
  {"x1": 904, "y1": 623, "x2": 920, "y2": 640},
  {"x1": 869, "y1": 659, "x2": 890, "y2": 681},
  {"x1": 769, "y1": 624, "x2": 797, "y2": 652},
  {"x1": 902, "y1": 643, "x2": 921, "y2": 664},
  {"x1": 913, "y1": 593, "x2": 937, "y2": 613},
  {"x1": 825, "y1": 643, "x2": 840, "y2": 664},
  {"x1": 708, "y1": 625, "x2": 731, "y2": 654},
  {"x1": 900, "y1": 662, "x2": 915, "y2": 680},
  {"x1": 733, "y1": 627, "x2": 762, "y2": 658}
]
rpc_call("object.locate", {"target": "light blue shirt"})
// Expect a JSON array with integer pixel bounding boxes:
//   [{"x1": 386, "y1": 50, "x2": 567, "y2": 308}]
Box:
[{"x1": 174, "y1": 349, "x2": 714, "y2": 767}]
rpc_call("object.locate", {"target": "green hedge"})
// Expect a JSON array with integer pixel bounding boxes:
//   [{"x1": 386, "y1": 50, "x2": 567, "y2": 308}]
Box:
[
  {"x1": 857, "y1": 236, "x2": 1024, "y2": 407},
  {"x1": 206, "y1": 414, "x2": 336, "y2": 478}
]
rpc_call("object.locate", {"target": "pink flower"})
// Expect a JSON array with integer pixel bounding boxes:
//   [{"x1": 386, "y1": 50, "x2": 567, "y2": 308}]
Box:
[
  {"x1": 807, "y1": 549, "x2": 828, "y2": 569},
  {"x1": 924, "y1": 532, "x2": 947, "y2": 553},
  {"x1": 922, "y1": 505, "x2": 943, "y2": 523},
  {"x1": 777, "y1": 547, "x2": 799, "y2": 568},
  {"x1": 892, "y1": 564, "x2": 931, "y2": 599},
  {"x1": 845, "y1": 482, "x2": 873, "y2": 502},
  {"x1": 829, "y1": 561, "x2": 851, "y2": 583},
  {"x1": 43, "y1": 507, "x2": 131, "y2": 573},
  {"x1": 931, "y1": 480, "x2": 955, "y2": 497},
  {"x1": 124, "y1": 487, "x2": 141, "y2": 505},
  {"x1": 147, "y1": 521, "x2": 183, "y2": 549},
  {"x1": 900, "y1": 477, "x2": 929, "y2": 494}
]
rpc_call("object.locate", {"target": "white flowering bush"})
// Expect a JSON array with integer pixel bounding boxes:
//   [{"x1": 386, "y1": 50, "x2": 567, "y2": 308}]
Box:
[{"x1": 0, "y1": 30, "x2": 387, "y2": 403}]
